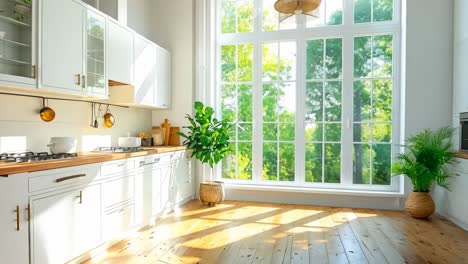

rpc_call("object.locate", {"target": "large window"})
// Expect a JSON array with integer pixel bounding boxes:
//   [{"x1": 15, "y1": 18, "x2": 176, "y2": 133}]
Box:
[{"x1": 217, "y1": 0, "x2": 400, "y2": 191}]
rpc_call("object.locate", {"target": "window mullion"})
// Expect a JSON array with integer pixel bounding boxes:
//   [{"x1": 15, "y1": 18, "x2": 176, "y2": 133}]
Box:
[
  {"x1": 295, "y1": 34, "x2": 306, "y2": 186},
  {"x1": 341, "y1": 32, "x2": 354, "y2": 186}
]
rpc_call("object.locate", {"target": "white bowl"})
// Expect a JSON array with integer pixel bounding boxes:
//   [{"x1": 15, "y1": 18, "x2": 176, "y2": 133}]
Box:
[
  {"x1": 48, "y1": 137, "x2": 77, "y2": 154},
  {"x1": 118, "y1": 137, "x2": 141, "y2": 148}
]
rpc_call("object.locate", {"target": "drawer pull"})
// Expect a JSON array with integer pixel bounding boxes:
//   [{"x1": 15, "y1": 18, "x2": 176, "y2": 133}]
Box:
[
  {"x1": 154, "y1": 158, "x2": 161, "y2": 163},
  {"x1": 15, "y1": 206, "x2": 20, "y2": 231},
  {"x1": 55, "y1": 174, "x2": 86, "y2": 183},
  {"x1": 117, "y1": 163, "x2": 125, "y2": 167}
]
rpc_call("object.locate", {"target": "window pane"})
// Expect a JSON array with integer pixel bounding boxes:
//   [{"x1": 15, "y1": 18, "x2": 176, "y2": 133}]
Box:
[
  {"x1": 353, "y1": 123, "x2": 371, "y2": 142},
  {"x1": 354, "y1": 36, "x2": 372, "y2": 78},
  {"x1": 227, "y1": 124, "x2": 236, "y2": 139},
  {"x1": 372, "y1": 144, "x2": 391, "y2": 185},
  {"x1": 279, "y1": 42, "x2": 297, "y2": 81},
  {"x1": 373, "y1": 80, "x2": 392, "y2": 122},
  {"x1": 325, "y1": 123, "x2": 341, "y2": 142},
  {"x1": 306, "y1": 39, "x2": 324, "y2": 80},
  {"x1": 238, "y1": 84, "x2": 252, "y2": 122},
  {"x1": 263, "y1": 123, "x2": 277, "y2": 141},
  {"x1": 279, "y1": 143, "x2": 295, "y2": 181},
  {"x1": 222, "y1": 84, "x2": 236, "y2": 122},
  {"x1": 263, "y1": 83, "x2": 278, "y2": 122},
  {"x1": 221, "y1": 45, "x2": 236, "y2": 82},
  {"x1": 353, "y1": 81, "x2": 371, "y2": 122},
  {"x1": 305, "y1": 123, "x2": 323, "y2": 142},
  {"x1": 324, "y1": 81, "x2": 342, "y2": 122},
  {"x1": 373, "y1": 35, "x2": 393, "y2": 78},
  {"x1": 221, "y1": 0, "x2": 236, "y2": 34},
  {"x1": 306, "y1": 82, "x2": 323, "y2": 122},
  {"x1": 238, "y1": 44, "x2": 254, "y2": 81},
  {"x1": 324, "y1": 143, "x2": 341, "y2": 183},
  {"x1": 237, "y1": 0, "x2": 254, "y2": 33},
  {"x1": 326, "y1": 0, "x2": 343, "y2": 25},
  {"x1": 262, "y1": 0, "x2": 278, "y2": 31},
  {"x1": 306, "y1": 143, "x2": 323, "y2": 182},
  {"x1": 325, "y1": 38, "x2": 343, "y2": 79},
  {"x1": 373, "y1": 123, "x2": 392, "y2": 143},
  {"x1": 354, "y1": 0, "x2": 371, "y2": 23},
  {"x1": 280, "y1": 123, "x2": 295, "y2": 141},
  {"x1": 238, "y1": 123, "x2": 252, "y2": 141},
  {"x1": 263, "y1": 143, "x2": 278, "y2": 181},
  {"x1": 238, "y1": 142, "x2": 252, "y2": 179},
  {"x1": 263, "y1": 43, "x2": 278, "y2": 81},
  {"x1": 222, "y1": 143, "x2": 236, "y2": 179},
  {"x1": 279, "y1": 82, "x2": 296, "y2": 122},
  {"x1": 373, "y1": 0, "x2": 393, "y2": 22},
  {"x1": 353, "y1": 144, "x2": 371, "y2": 184}
]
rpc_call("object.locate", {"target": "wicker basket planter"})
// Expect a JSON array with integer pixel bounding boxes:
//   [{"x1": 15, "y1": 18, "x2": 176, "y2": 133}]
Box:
[
  {"x1": 199, "y1": 181, "x2": 225, "y2": 206},
  {"x1": 405, "y1": 191, "x2": 435, "y2": 219}
]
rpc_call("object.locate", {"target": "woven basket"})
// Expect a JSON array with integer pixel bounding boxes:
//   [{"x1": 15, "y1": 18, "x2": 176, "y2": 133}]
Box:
[
  {"x1": 199, "y1": 181, "x2": 225, "y2": 206},
  {"x1": 405, "y1": 191, "x2": 435, "y2": 219}
]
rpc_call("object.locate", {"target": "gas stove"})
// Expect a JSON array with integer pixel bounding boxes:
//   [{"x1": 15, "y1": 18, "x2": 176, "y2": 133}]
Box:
[
  {"x1": 0, "y1": 152, "x2": 78, "y2": 163},
  {"x1": 93, "y1": 147, "x2": 145, "y2": 153}
]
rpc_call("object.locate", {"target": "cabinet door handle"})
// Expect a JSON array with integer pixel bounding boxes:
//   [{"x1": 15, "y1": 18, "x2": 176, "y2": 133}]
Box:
[
  {"x1": 55, "y1": 174, "x2": 86, "y2": 183},
  {"x1": 32, "y1": 65, "x2": 37, "y2": 79},
  {"x1": 75, "y1": 74, "x2": 81, "y2": 85},
  {"x1": 26, "y1": 205, "x2": 30, "y2": 222},
  {"x1": 15, "y1": 206, "x2": 20, "y2": 231},
  {"x1": 77, "y1": 191, "x2": 83, "y2": 204},
  {"x1": 82, "y1": 75, "x2": 86, "y2": 88}
]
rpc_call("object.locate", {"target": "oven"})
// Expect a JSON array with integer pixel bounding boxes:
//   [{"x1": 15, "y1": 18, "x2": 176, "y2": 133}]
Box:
[{"x1": 460, "y1": 112, "x2": 468, "y2": 151}]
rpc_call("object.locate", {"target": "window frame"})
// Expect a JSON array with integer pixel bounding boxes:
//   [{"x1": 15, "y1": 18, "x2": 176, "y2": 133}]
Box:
[{"x1": 214, "y1": 0, "x2": 402, "y2": 192}]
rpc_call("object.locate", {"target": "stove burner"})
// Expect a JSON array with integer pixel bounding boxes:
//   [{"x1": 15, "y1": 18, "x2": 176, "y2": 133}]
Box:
[
  {"x1": 93, "y1": 147, "x2": 144, "y2": 153},
  {"x1": 0, "y1": 152, "x2": 78, "y2": 163}
]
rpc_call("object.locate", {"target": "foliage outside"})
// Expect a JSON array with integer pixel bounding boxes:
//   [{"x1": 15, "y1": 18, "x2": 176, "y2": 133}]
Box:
[
  {"x1": 220, "y1": 0, "x2": 394, "y2": 185},
  {"x1": 178, "y1": 102, "x2": 232, "y2": 171},
  {"x1": 392, "y1": 127, "x2": 456, "y2": 192}
]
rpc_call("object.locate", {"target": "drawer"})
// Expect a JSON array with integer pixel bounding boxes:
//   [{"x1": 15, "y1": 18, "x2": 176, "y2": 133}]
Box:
[
  {"x1": 137, "y1": 153, "x2": 175, "y2": 168},
  {"x1": 28, "y1": 166, "x2": 99, "y2": 193},
  {"x1": 102, "y1": 176, "x2": 135, "y2": 208},
  {"x1": 100, "y1": 159, "x2": 135, "y2": 178},
  {"x1": 103, "y1": 203, "x2": 135, "y2": 241}
]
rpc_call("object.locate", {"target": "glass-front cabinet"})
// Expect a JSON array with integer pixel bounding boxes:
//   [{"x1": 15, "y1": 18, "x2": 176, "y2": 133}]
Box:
[
  {"x1": 0, "y1": 0, "x2": 36, "y2": 85},
  {"x1": 85, "y1": 10, "x2": 106, "y2": 96}
]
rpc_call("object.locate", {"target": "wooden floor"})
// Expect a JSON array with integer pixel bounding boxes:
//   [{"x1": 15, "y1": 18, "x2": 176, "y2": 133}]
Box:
[{"x1": 84, "y1": 200, "x2": 468, "y2": 264}]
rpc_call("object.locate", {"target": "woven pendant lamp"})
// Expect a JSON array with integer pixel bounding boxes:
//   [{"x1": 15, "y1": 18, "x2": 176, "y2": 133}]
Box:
[{"x1": 274, "y1": 0, "x2": 321, "y2": 22}]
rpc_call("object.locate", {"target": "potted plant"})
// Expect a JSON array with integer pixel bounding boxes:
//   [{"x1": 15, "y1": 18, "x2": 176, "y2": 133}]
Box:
[
  {"x1": 392, "y1": 127, "x2": 456, "y2": 219},
  {"x1": 178, "y1": 102, "x2": 232, "y2": 206}
]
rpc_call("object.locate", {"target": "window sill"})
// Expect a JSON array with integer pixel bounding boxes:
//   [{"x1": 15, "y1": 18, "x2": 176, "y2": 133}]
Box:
[{"x1": 224, "y1": 184, "x2": 405, "y2": 198}]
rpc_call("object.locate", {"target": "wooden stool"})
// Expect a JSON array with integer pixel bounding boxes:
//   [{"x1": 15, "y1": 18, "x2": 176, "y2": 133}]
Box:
[{"x1": 199, "y1": 181, "x2": 225, "y2": 206}]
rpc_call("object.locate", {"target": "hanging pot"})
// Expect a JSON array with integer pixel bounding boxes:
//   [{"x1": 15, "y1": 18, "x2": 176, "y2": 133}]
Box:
[
  {"x1": 39, "y1": 98, "x2": 55, "y2": 122},
  {"x1": 103, "y1": 105, "x2": 115, "y2": 128}
]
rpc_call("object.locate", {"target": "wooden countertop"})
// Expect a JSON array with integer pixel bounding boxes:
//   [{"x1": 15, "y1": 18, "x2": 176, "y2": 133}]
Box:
[
  {"x1": 0, "y1": 146, "x2": 187, "y2": 177},
  {"x1": 454, "y1": 151, "x2": 468, "y2": 159}
]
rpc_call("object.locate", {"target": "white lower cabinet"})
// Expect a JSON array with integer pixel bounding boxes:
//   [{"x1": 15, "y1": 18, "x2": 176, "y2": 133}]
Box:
[
  {"x1": 175, "y1": 154, "x2": 194, "y2": 203},
  {"x1": 31, "y1": 184, "x2": 101, "y2": 264},
  {"x1": 103, "y1": 203, "x2": 135, "y2": 241}
]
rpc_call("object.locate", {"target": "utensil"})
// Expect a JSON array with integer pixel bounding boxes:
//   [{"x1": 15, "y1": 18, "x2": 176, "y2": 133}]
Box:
[
  {"x1": 118, "y1": 137, "x2": 142, "y2": 148},
  {"x1": 47, "y1": 137, "x2": 77, "y2": 154},
  {"x1": 103, "y1": 105, "x2": 115, "y2": 128},
  {"x1": 90, "y1": 103, "x2": 98, "y2": 128},
  {"x1": 39, "y1": 98, "x2": 55, "y2": 122}
]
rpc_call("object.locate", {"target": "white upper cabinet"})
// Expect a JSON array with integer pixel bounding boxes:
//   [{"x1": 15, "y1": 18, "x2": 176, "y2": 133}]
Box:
[
  {"x1": 107, "y1": 19, "x2": 133, "y2": 85},
  {"x1": 133, "y1": 34, "x2": 155, "y2": 106},
  {"x1": 41, "y1": 0, "x2": 84, "y2": 93},
  {"x1": 453, "y1": 0, "x2": 468, "y2": 115},
  {"x1": 155, "y1": 44, "x2": 171, "y2": 109},
  {"x1": 0, "y1": 0, "x2": 37, "y2": 87},
  {"x1": 454, "y1": 0, "x2": 468, "y2": 44}
]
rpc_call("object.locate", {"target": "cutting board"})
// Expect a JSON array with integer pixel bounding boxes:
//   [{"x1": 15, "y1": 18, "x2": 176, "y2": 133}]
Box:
[
  {"x1": 169, "y1": 127, "x2": 180, "y2": 146},
  {"x1": 161, "y1": 119, "x2": 171, "y2": 146}
]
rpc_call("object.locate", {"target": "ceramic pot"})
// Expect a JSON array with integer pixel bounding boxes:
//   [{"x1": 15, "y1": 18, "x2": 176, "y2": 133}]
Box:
[{"x1": 405, "y1": 191, "x2": 435, "y2": 219}]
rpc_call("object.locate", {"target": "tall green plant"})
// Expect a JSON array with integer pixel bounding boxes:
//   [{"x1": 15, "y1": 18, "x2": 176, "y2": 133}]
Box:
[
  {"x1": 178, "y1": 102, "x2": 232, "y2": 171},
  {"x1": 392, "y1": 127, "x2": 456, "y2": 192}
]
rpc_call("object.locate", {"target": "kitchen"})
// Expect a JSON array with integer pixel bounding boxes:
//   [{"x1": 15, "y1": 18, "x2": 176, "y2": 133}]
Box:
[{"x1": 1, "y1": 0, "x2": 468, "y2": 263}]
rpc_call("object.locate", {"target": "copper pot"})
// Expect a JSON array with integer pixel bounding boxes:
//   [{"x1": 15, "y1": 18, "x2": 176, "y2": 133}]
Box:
[
  {"x1": 103, "y1": 106, "x2": 115, "y2": 128},
  {"x1": 39, "y1": 98, "x2": 55, "y2": 122}
]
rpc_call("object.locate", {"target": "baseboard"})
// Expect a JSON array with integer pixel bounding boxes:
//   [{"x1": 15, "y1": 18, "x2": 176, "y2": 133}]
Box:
[{"x1": 436, "y1": 212, "x2": 468, "y2": 231}]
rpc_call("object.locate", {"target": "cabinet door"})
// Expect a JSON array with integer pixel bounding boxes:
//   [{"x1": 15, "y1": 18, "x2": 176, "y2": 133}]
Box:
[
  {"x1": 155, "y1": 45, "x2": 171, "y2": 109},
  {"x1": 0, "y1": 0, "x2": 36, "y2": 86},
  {"x1": 160, "y1": 164, "x2": 175, "y2": 211},
  {"x1": 453, "y1": 42, "x2": 468, "y2": 114},
  {"x1": 151, "y1": 167, "x2": 162, "y2": 216},
  {"x1": 133, "y1": 34, "x2": 155, "y2": 106},
  {"x1": 107, "y1": 19, "x2": 133, "y2": 85},
  {"x1": 0, "y1": 176, "x2": 29, "y2": 264},
  {"x1": 85, "y1": 10, "x2": 107, "y2": 96},
  {"x1": 41, "y1": 0, "x2": 83, "y2": 92},
  {"x1": 31, "y1": 185, "x2": 101, "y2": 264},
  {"x1": 175, "y1": 157, "x2": 194, "y2": 202}
]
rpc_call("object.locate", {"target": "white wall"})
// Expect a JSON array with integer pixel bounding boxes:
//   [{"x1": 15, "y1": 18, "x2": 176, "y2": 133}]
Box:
[
  {"x1": 151, "y1": 0, "x2": 194, "y2": 128},
  {"x1": 127, "y1": 0, "x2": 155, "y2": 41},
  {"x1": 0, "y1": 92, "x2": 152, "y2": 153}
]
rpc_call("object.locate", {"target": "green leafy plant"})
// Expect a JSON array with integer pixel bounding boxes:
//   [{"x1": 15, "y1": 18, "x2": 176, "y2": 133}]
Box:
[
  {"x1": 392, "y1": 127, "x2": 456, "y2": 192},
  {"x1": 178, "y1": 102, "x2": 232, "y2": 174}
]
